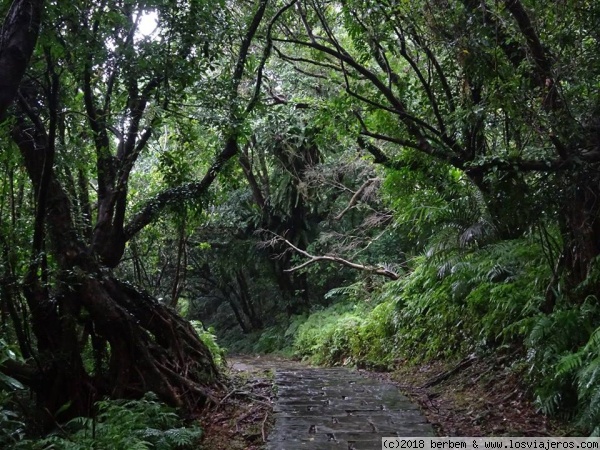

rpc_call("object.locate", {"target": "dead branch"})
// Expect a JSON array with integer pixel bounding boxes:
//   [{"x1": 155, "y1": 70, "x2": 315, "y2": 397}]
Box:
[
  {"x1": 334, "y1": 177, "x2": 379, "y2": 220},
  {"x1": 420, "y1": 354, "x2": 477, "y2": 389},
  {"x1": 263, "y1": 232, "x2": 399, "y2": 280},
  {"x1": 261, "y1": 411, "x2": 269, "y2": 442}
]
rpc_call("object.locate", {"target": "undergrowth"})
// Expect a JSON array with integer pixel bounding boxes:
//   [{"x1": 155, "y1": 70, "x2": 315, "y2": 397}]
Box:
[
  {"x1": 0, "y1": 321, "x2": 225, "y2": 449},
  {"x1": 11, "y1": 393, "x2": 202, "y2": 449},
  {"x1": 191, "y1": 321, "x2": 227, "y2": 367},
  {"x1": 285, "y1": 237, "x2": 600, "y2": 434},
  {"x1": 292, "y1": 238, "x2": 548, "y2": 365}
]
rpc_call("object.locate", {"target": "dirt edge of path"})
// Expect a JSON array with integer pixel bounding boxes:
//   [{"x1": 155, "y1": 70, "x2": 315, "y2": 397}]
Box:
[
  {"x1": 361, "y1": 355, "x2": 571, "y2": 437},
  {"x1": 199, "y1": 360, "x2": 276, "y2": 450}
]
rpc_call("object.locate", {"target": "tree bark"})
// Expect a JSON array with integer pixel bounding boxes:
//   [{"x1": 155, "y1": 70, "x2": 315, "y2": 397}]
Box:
[
  {"x1": 0, "y1": 0, "x2": 44, "y2": 120},
  {"x1": 0, "y1": 0, "x2": 276, "y2": 426},
  {"x1": 9, "y1": 107, "x2": 222, "y2": 425},
  {"x1": 562, "y1": 172, "x2": 600, "y2": 290}
]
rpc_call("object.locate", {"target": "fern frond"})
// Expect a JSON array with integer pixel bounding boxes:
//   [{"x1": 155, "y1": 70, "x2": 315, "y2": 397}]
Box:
[
  {"x1": 324, "y1": 281, "x2": 365, "y2": 300},
  {"x1": 536, "y1": 391, "x2": 563, "y2": 416},
  {"x1": 584, "y1": 327, "x2": 600, "y2": 353},
  {"x1": 556, "y1": 353, "x2": 585, "y2": 379}
]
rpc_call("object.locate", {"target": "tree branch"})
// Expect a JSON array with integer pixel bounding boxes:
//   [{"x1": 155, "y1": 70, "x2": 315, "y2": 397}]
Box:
[
  {"x1": 502, "y1": 0, "x2": 562, "y2": 112},
  {"x1": 245, "y1": 0, "x2": 298, "y2": 115},
  {"x1": 125, "y1": 0, "x2": 271, "y2": 241},
  {"x1": 465, "y1": 157, "x2": 572, "y2": 177},
  {"x1": 502, "y1": 0, "x2": 552, "y2": 78},
  {"x1": 334, "y1": 178, "x2": 379, "y2": 220},
  {"x1": 263, "y1": 232, "x2": 399, "y2": 280},
  {"x1": 0, "y1": 358, "x2": 39, "y2": 389},
  {"x1": 124, "y1": 138, "x2": 239, "y2": 240},
  {"x1": 273, "y1": 35, "x2": 460, "y2": 164}
]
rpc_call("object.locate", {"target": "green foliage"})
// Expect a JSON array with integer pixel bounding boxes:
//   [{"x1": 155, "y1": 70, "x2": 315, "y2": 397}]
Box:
[
  {"x1": 0, "y1": 340, "x2": 25, "y2": 391},
  {"x1": 250, "y1": 325, "x2": 289, "y2": 355},
  {"x1": 190, "y1": 321, "x2": 226, "y2": 368},
  {"x1": 218, "y1": 316, "x2": 307, "y2": 357},
  {"x1": 0, "y1": 392, "x2": 27, "y2": 449},
  {"x1": 523, "y1": 295, "x2": 600, "y2": 434},
  {"x1": 293, "y1": 301, "x2": 367, "y2": 365},
  {"x1": 16, "y1": 393, "x2": 202, "y2": 450},
  {"x1": 291, "y1": 237, "x2": 550, "y2": 368},
  {"x1": 0, "y1": 341, "x2": 28, "y2": 447},
  {"x1": 292, "y1": 286, "x2": 398, "y2": 368},
  {"x1": 348, "y1": 300, "x2": 398, "y2": 368},
  {"x1": 382, "y1": 153, "x2": 495, "y2": 253},
  {"x1": 388, "y1": 238, "x2": 548, "y2": 360},
  {"x1": 3, "y1": 0, "x2": 600, "y2": 438}
]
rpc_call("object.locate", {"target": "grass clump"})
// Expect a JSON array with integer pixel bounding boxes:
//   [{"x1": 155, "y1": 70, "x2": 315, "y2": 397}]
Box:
[{"x1": 293, "y1": 298, "x2": 397, "y2": 368}]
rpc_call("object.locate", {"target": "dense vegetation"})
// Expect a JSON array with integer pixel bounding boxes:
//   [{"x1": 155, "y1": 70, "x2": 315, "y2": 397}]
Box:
[{"x1": 1, "y1": 0, "x2": 600, "y2": 443}]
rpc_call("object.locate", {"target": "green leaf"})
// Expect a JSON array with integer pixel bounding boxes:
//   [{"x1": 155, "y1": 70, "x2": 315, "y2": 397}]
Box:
[{"x1": 0, "y1": 373, "x2": 24, "y2": 391}]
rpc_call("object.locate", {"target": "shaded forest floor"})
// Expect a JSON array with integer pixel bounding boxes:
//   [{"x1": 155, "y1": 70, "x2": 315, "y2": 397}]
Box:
[
  {"x1": 199, "y1": 355, "x2": 568, "y2": 449},
  {"x1": 198, "y1": 356, "x2": 292, "y2": 449}
]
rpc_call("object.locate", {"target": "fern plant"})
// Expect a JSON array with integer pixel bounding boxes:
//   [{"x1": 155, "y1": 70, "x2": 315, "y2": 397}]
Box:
[
  {"x1": 15, "y1": 393, "x2": 202, "y2": 450},
  {"x1": 379, "y1": 237, "x2": 550, "y2": 361},
  {"x1": 190, "y1": 320, "x2": 226, "y2": 368},
  {"x1": 525, "y1": 296, "x2": 600, "y2": 434},
  {"x1": 0, "y1": 392, "x2": 27, "y2": 449},
  {"x1": 0, "y1": 339, "x2": 28, "y2": 448}
]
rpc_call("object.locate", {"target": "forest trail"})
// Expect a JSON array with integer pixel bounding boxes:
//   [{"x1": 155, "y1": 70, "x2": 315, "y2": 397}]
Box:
[{"x1": 230, "y1": 356, "x2": 435, "y2": 450}]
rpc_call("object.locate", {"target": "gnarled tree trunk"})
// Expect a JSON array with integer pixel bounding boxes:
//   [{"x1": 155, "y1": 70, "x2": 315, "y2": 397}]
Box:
[
  {"x1": 0, "y1": 0, "x2": 280, "y2": 427},
  {"x1": 9, "y1": 94, "x2": 223, "y2": 426}
]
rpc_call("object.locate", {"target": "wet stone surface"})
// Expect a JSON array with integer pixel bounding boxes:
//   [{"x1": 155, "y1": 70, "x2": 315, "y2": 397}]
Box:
[{"x1": 266, "y1": 367, "x2": 435, "y2": 450}]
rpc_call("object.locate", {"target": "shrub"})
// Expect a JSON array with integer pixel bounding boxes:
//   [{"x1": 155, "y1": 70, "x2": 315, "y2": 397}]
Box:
[
  {"x1": 291, "y1": 238, "x2": 550, "y2": 368},
  {"x1": 293, "y1": 302, "x2": 366, "y2": 365}
]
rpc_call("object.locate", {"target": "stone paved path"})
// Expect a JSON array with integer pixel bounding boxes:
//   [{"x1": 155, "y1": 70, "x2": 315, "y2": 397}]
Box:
[{"x1": 266, "y1": 366, "x2": 435, "y2": 450}]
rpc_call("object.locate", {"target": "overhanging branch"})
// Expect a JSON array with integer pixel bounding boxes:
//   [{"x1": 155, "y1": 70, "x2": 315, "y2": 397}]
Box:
[
  {"x1": 262, "y1": 232, "x2": 400, "y2": 280},
  {"x1": 124, "y1": 0, "x2": 273, "y2": 241}
]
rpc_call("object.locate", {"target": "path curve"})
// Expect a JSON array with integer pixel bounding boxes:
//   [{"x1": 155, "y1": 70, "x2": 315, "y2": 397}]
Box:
[{"x1": 230, "y1": 356, "x2": 435, "y2": 450}]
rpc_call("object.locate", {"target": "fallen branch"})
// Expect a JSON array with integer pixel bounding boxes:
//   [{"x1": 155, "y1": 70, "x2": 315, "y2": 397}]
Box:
[
  {"x1": 218, "y1": 388, "x2": 240, "y2": 406},
  {"x1": 420, "y1": 354, "x2": 477, "y2": 389},
  {"x1": 261, "y1": 411, "x2": 269, "y2": 442}
]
